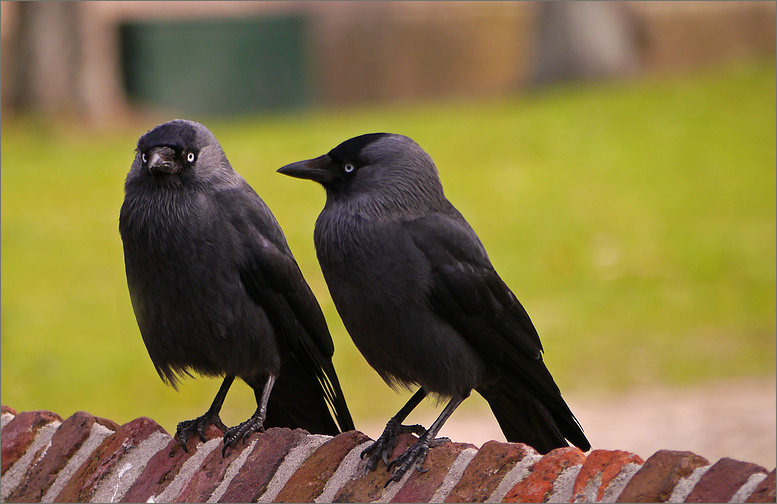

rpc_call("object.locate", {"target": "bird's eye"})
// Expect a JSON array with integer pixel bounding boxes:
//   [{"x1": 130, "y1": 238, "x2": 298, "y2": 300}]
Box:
[
  {"x1": 344, "y1": 164, "x2": 355, "y2": 173},
  {"x1": 141, "y1": 153, "x2": 147, "y2": 163},
  {"x1": 187, "y1": 152, "x2": 196, "y2": 163}
]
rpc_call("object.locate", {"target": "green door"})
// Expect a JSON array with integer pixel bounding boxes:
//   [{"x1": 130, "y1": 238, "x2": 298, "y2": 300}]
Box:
[{"x1": 120, "y1": 15, "x2": 308, "y2": 115}]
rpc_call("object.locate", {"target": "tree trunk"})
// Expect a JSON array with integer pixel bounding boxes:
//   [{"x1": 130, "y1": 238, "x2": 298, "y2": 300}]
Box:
[
  {"x1": 533, "y1": 1, "x2": 641, "y2": 85},
  {"x1": 7, "y1": 2, "x2": 83, "y2": 114}
]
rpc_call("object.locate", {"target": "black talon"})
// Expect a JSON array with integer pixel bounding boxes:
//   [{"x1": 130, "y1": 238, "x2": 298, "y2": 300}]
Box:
[
  {"x1": 361, "y1": 418, "x2": 427, "y2": 473},
  {"x1": 360, "y1": 428, "x2": 396, "y2": 473},
  {"x1": 222, "y1": 417, "x2": 265, "y2": 457},
  {"x1": 384, "y1": 436, "x2": 444, "y2": 486},
  {"x1": 176, "y1": 411, "x2": 228, "y2": 453},
  {"x1": 360, "y1": 388, "x2": 429, "y2": 475},
  {"x1": 383, "y1": 394, "x2": 463, "y2": 486},
  {"x1": 382, "y1": 449, "x2": 391, "y2": 468},
  {"x1": 173, "y1": 376, "x2": 234, "y2": 453}
]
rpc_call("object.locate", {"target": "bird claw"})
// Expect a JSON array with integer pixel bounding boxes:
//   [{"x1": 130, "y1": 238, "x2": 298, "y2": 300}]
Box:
[
  {"x1": 176, "y1": 412, "x2": 227, "y2": 452},
  {"x1": 221, "y1": 417, "x2": 265, "y2": 457},
  {"x1": 361, "y1": 420, "x2": 427, "y2": 473},
  {"x1": 383, "y1": 436, "x2": 450, "y2": 486},
  {"x1": 384, "y1": 440, "x2": 432, "y2": 487},
  {"x1": 361, "y1": 431, "x2": 397, "y2": 474}
]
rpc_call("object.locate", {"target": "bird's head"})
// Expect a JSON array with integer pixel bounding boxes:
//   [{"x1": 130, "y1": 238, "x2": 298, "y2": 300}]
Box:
[
  {"x1": 131, "y1": 119, "x2": 236, "y2": 190},
  {"x1": 277, "y1": 133, "x2": 446, "y2": 218}
]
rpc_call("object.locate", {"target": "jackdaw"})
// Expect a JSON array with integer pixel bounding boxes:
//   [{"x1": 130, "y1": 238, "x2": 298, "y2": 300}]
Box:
[
  {"x1": 278, "y1": 133, "x2": 590, "y2": 484},
  {"x1": 119, "y1": 120, "x2": 354, "y2": 455}
]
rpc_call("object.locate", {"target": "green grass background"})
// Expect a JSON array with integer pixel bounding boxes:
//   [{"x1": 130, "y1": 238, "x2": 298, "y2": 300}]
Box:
[{"x1": 2, "y1": 60, "x2": 775, "y2": 435}]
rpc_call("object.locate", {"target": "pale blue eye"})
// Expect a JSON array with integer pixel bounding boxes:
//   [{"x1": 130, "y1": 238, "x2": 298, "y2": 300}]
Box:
[
  {"x1": 187, "y1": 152, "x2": 195, "y2": 162},
  {"x1": 142, "y1": 153, "x2": 147, "y2": 163},
  {"x1": 344, "y1": 164, "x2": 354, "y2": 173}
]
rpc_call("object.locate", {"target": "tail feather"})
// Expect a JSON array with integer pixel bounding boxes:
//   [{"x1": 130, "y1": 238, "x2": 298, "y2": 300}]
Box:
[
  {"x1": 264, "y1": 357, "x2": 354, "y2": 435},
  {"x1": 477, "y1": 384, "x2": 590, "y2": 454}
]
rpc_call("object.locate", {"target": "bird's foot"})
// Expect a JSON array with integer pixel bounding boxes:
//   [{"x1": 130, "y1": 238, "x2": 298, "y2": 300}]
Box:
[
  {"x1": 384, "y1": 436, "x2": 450, "y2": 487},
  {"x1": 361, "y1": 419, "x2": 426, "y2": 473},
  {"x1": 176, "y1": 411, "x2": 228, "y2": 452},
  {"x1": 222, "y1": 415, "x2": 265, "y2": 457}
]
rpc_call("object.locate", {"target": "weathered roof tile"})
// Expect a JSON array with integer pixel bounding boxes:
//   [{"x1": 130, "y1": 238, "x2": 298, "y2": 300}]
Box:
[
  {"x1": 684, "y1": 457, "x2": 768, "y2": 503},
  {"x1": 6, "y1": 411, "x2": 117, "y2": 503},
  {"x1": 616, "y1": 450, "x2": 710, "y2": 503},
  {"x1": 53, "y1": 416, "x2": 167, "y2": 503},
  {"x1": 572, "y1": 449, "x2": 644, "y2": 503},
  {"x1": 332, "y1": 432, "x2": 418, "y2": 503},
  {"x1": 121, "y1": 423, "x2": 223, "y2": 503},
  {"x1": 1, "y1": 406, "x2": 773, "y2": 504},
  {"x1": 745, "y1": 468, "x2": 776, "y2": 503},
  {"x1": 390, "y1": 440, "x2": 477, "y2": 503},
  {"x1": 1, "y1": 410, "x2": 62, "y2": 475},
  {"x1": 275, "y1": 429, "x2": 372, "y2": 503},
  {"x1": 445, "y1": 440, "x2": 536, "y2": 503},
  {"x1": 216, "y1": 427, "x2": 308, "y2": 503},
  {"x1": 502, "y1": 446, "x2": 587, "y2": 503}
]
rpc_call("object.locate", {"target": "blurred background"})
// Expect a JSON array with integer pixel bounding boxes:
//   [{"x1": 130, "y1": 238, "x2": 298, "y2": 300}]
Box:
[{"x1": 2, "y1": 1, "x2": 775, "y2": 468}]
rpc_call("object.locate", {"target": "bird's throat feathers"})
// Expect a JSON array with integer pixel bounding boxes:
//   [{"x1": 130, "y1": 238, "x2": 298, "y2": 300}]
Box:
[{"x1": 324, "y1": 187, "x2": 437, "y2": 223}]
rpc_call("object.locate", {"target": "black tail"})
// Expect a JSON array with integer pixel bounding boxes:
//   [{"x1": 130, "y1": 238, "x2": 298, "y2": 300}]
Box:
[
  {"x1": 264, "y1": 356, "x2": 354, "y2": 436},
  {"x1": 477, "y1": 382, "x2": 590, "y2": 454}
]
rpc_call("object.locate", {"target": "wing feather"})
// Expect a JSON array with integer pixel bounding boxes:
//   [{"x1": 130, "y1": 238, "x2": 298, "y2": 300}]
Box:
[
  {"x1": 401, "y1": 209, "x2": 563, "y2": 399},
  {"x1": 215, "y1": 187, "x2": 354, "y2": 433}
]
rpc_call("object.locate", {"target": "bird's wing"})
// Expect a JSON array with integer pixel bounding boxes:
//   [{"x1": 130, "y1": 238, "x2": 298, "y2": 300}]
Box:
[
  {"x1": 214, "y1": 186, "x2": 353, "y2": 432},
  {"x1": 216, "y1": 186, "x2": 333, "y2": 354},
  {"x1": 402, "y1": 207, "x2": 589, "y2": 451},
  {"x1": 401, "y1": 207, "x2": 561, "y2": 395}
]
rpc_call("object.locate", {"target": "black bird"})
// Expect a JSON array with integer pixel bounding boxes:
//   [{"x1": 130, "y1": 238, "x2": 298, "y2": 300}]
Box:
[
  {"x1": 278, "y1": 133, "x2": 590, "y2": 484},
  {"x1": 119, "y1": 120, "x2": 354, "y2": 455}
]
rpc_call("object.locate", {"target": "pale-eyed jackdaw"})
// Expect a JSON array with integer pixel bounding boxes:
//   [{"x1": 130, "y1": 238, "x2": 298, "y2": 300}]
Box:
[
  {"x1": 119, "y1": 120, "x2": 354, "y2": 455},
  {"x1": 278, "y1": 133, "x2": 590, "y2": 484}
]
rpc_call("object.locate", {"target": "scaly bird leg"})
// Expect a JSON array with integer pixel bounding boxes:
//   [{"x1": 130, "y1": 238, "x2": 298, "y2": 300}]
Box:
[
  {"x1": 222, "y1": 375, "x2": 277, "y2": 457},
  {"x1": 176, "y1": 375, "x2": 234, "y2": 452},
  {"x1": 384, "y1": 395, "x2": 465, "y2": 486},
  {"x1": 361, "y1": 388, "x2": 428, "y2": 473}
]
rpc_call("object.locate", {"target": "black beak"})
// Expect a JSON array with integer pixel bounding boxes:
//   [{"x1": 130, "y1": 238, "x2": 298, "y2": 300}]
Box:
[
  {"x1": 277, "y1": 154, "x2": 335, "y2": 184},
  {"x1": 147, "y1": 147, "x2": 179, "y2": 175}
]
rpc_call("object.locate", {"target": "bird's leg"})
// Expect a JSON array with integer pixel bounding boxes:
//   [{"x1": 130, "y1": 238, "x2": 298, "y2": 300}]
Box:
[
  {"x1": 361, "y1": 388, "x2": 428, "y2": 473},
  {"x1": 384, "y1": 395, "x2": 465, "y2": 486},
  {"x1": 222, "y1": 374, "x2": 277, "y2": 457},
  {"x1": 176, "y1": 375, "x2": 234, "y2": 452}
]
